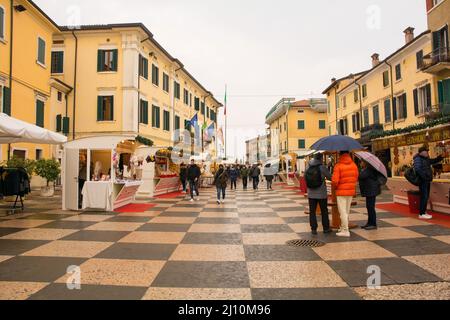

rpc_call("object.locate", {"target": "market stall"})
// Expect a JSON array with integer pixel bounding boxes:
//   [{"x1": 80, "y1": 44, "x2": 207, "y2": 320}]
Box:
[
  {"x1": 62, "y1": 135, "x2": 143, "y2": 211},
  {"x1": 373, "y1": 124, "x2": 450, "y2": 214}
]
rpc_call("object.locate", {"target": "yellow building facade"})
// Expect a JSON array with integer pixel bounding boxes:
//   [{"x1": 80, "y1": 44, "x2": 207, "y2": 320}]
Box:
[
  {"x1": 0, "y1": 0, "x2": 60, "y2": 161},
  {"x1": 0, "y1": 1, "x2": 221, "y2": 164},
  {"x1": 265, "y1": 98, "x2": 329, "y2": 157}
]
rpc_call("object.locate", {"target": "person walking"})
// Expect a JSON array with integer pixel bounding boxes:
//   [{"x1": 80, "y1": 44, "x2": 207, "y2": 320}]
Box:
[
  {"x1": 332, "y1": 151, "x2": 359, "y2": 237},
  {"x1": 358, "y1": 160, "x2": 386, "y2": 230},
  {"x1": 251, "y1": 164, "x2": 261, "y2": 190},
  {"x1": 241, "y1": 165, "x2": 249, "y2": 190},
  {"x1": 187, "y1": 159, "x2": 201, "y2": 202},
  {"x1": 229, "y1": 165, "x2": 239, "y2": 190},
  {"x1": 305, "y1": 154, "x2": 332, "y2": 235},
  {"x1": 179, "y1": 163, "x2": 188, "y2": 193},
  {"x1": 213, "y1": 165, "x2": 229, "y2": 204},
  {"x1": 263, "y1": 164, "x2": 275, "y2": 190},
  {"x1": 413, "y1": 146, "x2": 444, "y2": 220}
]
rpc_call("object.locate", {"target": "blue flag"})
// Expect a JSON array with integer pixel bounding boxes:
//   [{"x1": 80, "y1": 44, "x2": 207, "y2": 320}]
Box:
[{"x1": 190, "y1": 114, "x2": 198, "y2": 128}]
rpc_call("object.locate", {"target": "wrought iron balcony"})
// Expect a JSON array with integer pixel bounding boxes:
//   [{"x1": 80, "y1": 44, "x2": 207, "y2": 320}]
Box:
[
  {"x1": 359, "y1": 124, "x2": 384, "y2": 144},
  {"x1": 424, "y1": 103, "x2": 450, "y2": 121},
  {"x1": 421, "y1": 47, "x2": 450, "y2": 73}
]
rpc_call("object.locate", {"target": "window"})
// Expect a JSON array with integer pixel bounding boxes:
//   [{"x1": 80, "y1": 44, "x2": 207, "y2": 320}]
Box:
[
  {"x1": 284, "y1": 122, "x2": 287, "y2": 131},
  {"x1": 382, "y1": 71, "x2": 390, "y2": 87},
  {"x1": 394, "y1": 93, "x2": 407, "y2": 120},
  {"x1": 298, "y1": 139, "x2": 306, "y2": 149},
  {"x1": 353, "y1": 89, "x2": 359, "y2": 103},
  {"x1": 36, "y1": 100, "x2": 45, "y2": 127},
  {"x1": 206, "y1": 107, "x2": 210, "y2": 118},
  {"x1": 175, "y1": 115, "x2": 180, "y2": 130},
  {"x1": 184, "y1": 119, "x2": 191, "y2": 130},
  {"x1": 432, "y1": 25, "x2": 449, "y2": 52},
  {"x1": 151, "y1": 64, "x2": 159, "y2": 86},
  {"x1": 189, "y1": 93, "x2": 192, "y2": 107},
  {"x1": 56, "y1": 114, "x2": 62, "y2": 132},
  {"x1": 62, "y1": 116, "x2": 69, "y2": 135},
  {"x1": 139, "y1": 100, "x2": 149, "y2": 124},
  {"x1": 51, "y1": 51, "x2": 64, "y2": 74},
  {"x1": 0, "y1": 6, "x2": 4, "y2": 40},
  {"x1": 194, "y1": 97, "x2": 200, "y2": 111},
  {"x1": 352, "y1": 113, "x2": 361, "y2": 133},
  {"x1": 395, "y1": 64, "x2": 402, "y2": 81},
  {"x1": 373, "y1": 105, "x2": 380, "y2": 124},
  {"x1": 414, "y1": 84, "x2": 432, "y2": 115},
  {"x1": 35, "y1": 149, "x2": 43, "y2": 160},
  {"x1": 12, "y1": 150, "x2": 26, "y2": 160},
  {"x1": 37, "y1": 37, "x2": 46, "y2": 65},
  {"x1": 183, "y1": 89, "x2": 189, "y2": 105},
  {"x1": 97, "y1": 96, "x2": 114, "y2": 121},
  {"x1": 362, "y1": 84, "x2": 367, "y2": 98},
  {"x1": 152, "y1": 105, "x2": 160, "y2": 128},
  {"x1": 339, "y1": 118, "x2": 348, "y2": 135},
  {"x1": 319, "y1": 120, "x2": 326, "y2": 129},
  {"x1": 163, "y1": 73, "x2": 169, "y2": 92},
  {"x1": 57, "y1": 91, "x2": 62, "y2": 102},
  {"x1": 342, "y1": 96, "x2": 347, "y2": 108},
  {"x1": 297, "y1": 120, "x2": 305, "y2": 130},
  {"x1": 210, "y1": 110, "x2": 216, "y2": 121},
  {"x1": 174, "y1": 82, "x2": 180, "y2": 99},
  {"x1": 139, "y1": 55, "x2": 148, "y2": 79},
  {"x1": 363, "y1": 108, "x2": 370, "y2": 127},
  {"x1": 163, "y1": 110, "x2": 170, "y2": 131},
  {"x1": 384, "y1": 99, "x2": 392, "y2": 123},
  {"x1": 201, "y1": 102, "x2": 205, "y2": 115},
  {"x1": 2, "y1": 86, "x2": 11, "y2": 115},
  {"x1": 97, "y1": 49, "x2": 118, "y2": 72},
  {"x1": 416, "y1": 50, "x2": 424, "y2": 69}
]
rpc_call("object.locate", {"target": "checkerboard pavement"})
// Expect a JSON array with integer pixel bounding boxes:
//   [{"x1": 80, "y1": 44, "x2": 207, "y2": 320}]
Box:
[{"x1": 0, "y1": 185, "x2": 449, "y2": 300}]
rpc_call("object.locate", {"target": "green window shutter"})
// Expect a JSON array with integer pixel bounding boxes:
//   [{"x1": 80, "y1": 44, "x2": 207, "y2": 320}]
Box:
[
  {"x1": 110, "y1": 96, "x2": 114, "y2": 120},
  {"x1": 97, "y1": 50, "x2": 104, "y2": 72},
  {"x1": 97, "y1": 96, "x2": 103, "y2": 121},
  {"x1": 145, "y1": 101, "x2": 149, "y2": 124},
  {"x1": 0, "y1": 7, "x2": 4, "y2": 39},
  {"x1": 392, "y1": 98, "x2": 397, "y2": 121},
  {"x1": 56, "y1": 114, "x2": 62, "y2": 132},
  {"x1": 298, "y1": 140, "x2": 305, "y2": 149},
  {"x1": 144, "y1": 59, "x2": 149, "y2": 79},
  {"x1": 425, "y1": 84, "x2": 432, "y2": 111},
  {"x1": 438, "y1": 81, "x2": 444, "y2": 104},
  {"x1": 402, "y1": 93, "x2": 407, "y2": 118},
  {"x1": 157, "y1": 107, "x2": 160, "y2": 128},
  {"x1": 112, "y1": 50, "x2": 118, "y2": 71},
  {"x1": 319, "y1": 120, "x2": 326, "y2": 129},
  {"x1": 413, "y1": 89, "x2": 419, "y2": 115},
  {"x1": 384, "y1": 99, "x2": 391, "y2": 122},
  {"x1": 62, "y1": 117, "x2": 69, "y2": 135},
  {"x1": 36, "y1": 100, "x2": 44, "y2": 127},
  {"x1": 38, "y1": 38, "x2": 46, "y2": 64},
  {"x1": 3, "y1": 86, "x2": 11, "y2": 115}
]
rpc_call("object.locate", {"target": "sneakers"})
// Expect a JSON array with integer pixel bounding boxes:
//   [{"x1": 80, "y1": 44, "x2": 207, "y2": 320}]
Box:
[
  {"x1": 311, "y1": 230, "x2": 318, "y2": 235},
  {"x1": 419, "y1": 214, "x2": 433, "y2": 220},
  {"x1": 190, "y1": 199, "x2": 194, "y2": 202},
  {"x1": 217, "y1": 200, "x2": 221, "y2": 205},
  {"x1": 336, "y1": 231, "x2": 351, "y2": 237}
]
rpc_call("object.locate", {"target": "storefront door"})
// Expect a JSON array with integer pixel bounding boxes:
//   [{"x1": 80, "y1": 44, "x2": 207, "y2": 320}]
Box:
[{"x1": 64, "y1": 149, "x2": 80, "y2": 211}]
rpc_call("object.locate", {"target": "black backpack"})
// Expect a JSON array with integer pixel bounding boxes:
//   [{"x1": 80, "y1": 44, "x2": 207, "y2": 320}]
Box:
[
  {"x1": 305, "y1": 165, "x2": 323, "y2": 189},
  {"x1": 405, "y1": 167, "x2": 420, "y2": 186}
]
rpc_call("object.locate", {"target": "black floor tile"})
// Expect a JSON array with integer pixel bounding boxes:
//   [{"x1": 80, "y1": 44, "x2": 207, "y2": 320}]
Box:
[
  {"x1": 151, "y1": 261, "x2": 250, "y2": 288},
  {"x1": 104, "y1": 216, "x2": 151, "y2": 223},
  {"x1": 271, "y1": 207, "x2": 304, "y2": 212},
  {"x1": 241, "y1": 224, "x2": 293, "y2": 233},
  {"x1": 0, "y1": 256, "x2": 86, "y2": 282},
  {"x1": 95, "y1": 243, "x2": 177, "y2": 260},
  {"x1": 37, "y1": 221, "x2": 97, "y2": 230},
  {"x1": 244, "y1": 245, "x2": 321, "y2": 261},
  {"x1": 0, "y1": 227, "x2": 24, "y2": 237},
  {"x1": 0, "y1": 239, "x2": 50, "y2": 255},
  {"x1": 195, "y1": 218, "x2": 240, "y2": 224},
  {"x1": 159, "y1": 212, "x2": 199, "y2": 217},
  {"x1": 238, "y1": 212, "x2": 279, "y2": 218},
  {"x1": 20, "y1": 214, "x2": 73, "y2": 220},
  {"x1": 405, "y1": 225, "x2": 450, "y2": 237},
  {"x1": 282, "y1": 217, "x2": 310, "y2": 224},
  {"x1": 182, "y1": 233, "x2": 242, "y2": 245},
  {"x1": 252, "y1": 288, "x2": 360, "y2": 300},
  {"x1": 61, "y1": 230, "x2": 130, "y2": 242},
  {"x1": 203, "y1": 208, "x2": 238, "y2": 212},
  {"x1": 29, "y1": 283, "x2": 147, "y2": 300},
  {"x1": 137, "y1": 223, "x2": 191, "y2": 232},
  {"x1": 374, "y1": 238, "x2": 450, "y2": 256}
]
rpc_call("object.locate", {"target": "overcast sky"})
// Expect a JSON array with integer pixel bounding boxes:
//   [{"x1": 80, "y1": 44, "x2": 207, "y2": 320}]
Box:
[{"x1": 35, "y1": 0, "x2": 427, "y2": 160}]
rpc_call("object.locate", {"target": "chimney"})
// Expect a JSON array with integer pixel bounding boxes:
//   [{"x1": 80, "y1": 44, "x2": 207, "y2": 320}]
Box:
[
  {"x1": 371, "y1": 53, "x2": 380, "y2": 67},
  {"x1": 404, "y1": 27, "x2": 415, "y2": 44}
]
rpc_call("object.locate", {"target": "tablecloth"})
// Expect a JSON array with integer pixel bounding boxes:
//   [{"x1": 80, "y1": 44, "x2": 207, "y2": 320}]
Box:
[{"x1": 82, "y1": 181, "x2": 113, "y2": 211}]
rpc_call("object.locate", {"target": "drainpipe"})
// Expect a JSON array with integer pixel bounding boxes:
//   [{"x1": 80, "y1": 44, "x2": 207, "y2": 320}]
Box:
[
  {"x1": 334, "y1": 87, "x2": 339, "y2": 135},
  {"x1": 384, "y1": 61, "x2": 395, "y2": 130},
  {"x1": 7, "y1": 0, "x2": 14, "y2": 160},
  {"x1": 71, "y1": 31, "x2": 78, "y2": 140},
  {"x1": 202, "y1": 93, "x2": 211, "y2": 154}
]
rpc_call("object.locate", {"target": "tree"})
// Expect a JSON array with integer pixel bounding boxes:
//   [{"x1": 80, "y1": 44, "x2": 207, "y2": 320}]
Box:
[
  {"x1": 5, "y1": 157, "x2": 36, "y2": 178},
  {"x1": 35, "y1": 159, "x2": 61, "y2": 188}
]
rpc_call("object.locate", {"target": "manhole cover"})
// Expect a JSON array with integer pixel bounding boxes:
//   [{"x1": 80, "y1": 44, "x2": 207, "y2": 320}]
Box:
[{"x1": 286, "y1": 239, "x2": 326, "y2": 248}]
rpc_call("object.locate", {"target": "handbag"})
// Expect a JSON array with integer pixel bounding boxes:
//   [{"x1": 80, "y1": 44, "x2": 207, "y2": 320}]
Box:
[{"x1": 405, "y1": 167, "x2": 420, "y2": 186}]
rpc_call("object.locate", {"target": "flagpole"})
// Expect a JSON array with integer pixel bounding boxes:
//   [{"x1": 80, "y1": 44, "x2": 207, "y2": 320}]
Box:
[{"x1": 224, "y1": 84, "x2": 227, "y2": 160}]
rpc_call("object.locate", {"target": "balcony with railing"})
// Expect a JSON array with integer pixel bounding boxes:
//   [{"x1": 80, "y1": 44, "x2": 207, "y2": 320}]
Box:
[
  {"x1": 421, "y1": 47, "x2": 450, "y2": 73},
  {"x1": 424, "y1": 103, "x2": 450, "y2": 121},
  {"x1": 359, "y1": 123, "x2": 384, "y2": 144}
]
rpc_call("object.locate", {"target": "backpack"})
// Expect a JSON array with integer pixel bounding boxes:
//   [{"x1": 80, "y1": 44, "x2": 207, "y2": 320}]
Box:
[
  {"x1": 305, "y1": 165, "x2": 323, "y2": 189},
  {"x1": 376, "y1": 172, "x2": 387, "y2": 186},
  {"x1": 405, "y1": 167, "x2": 420, "y2": 186}
]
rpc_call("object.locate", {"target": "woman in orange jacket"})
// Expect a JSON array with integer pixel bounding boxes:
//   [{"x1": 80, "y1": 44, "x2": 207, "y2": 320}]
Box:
[{"x1": 332, "y1": 151, "x2": 359, "y2": 237}]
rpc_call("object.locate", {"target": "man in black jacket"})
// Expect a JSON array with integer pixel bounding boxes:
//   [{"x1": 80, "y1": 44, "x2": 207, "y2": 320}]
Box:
[
  {"x1": 413, "y1": 146, "x2": 444, "y2": 220},
  {"x1": 179, "y1": 163, "x2": 188, "y2": 193},
  {"x1": 187, "y1": 160, "x2": 201, "y2": 201}
]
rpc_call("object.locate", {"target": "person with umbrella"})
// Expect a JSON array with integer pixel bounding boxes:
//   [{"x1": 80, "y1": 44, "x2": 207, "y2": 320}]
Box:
[
  {"x1": 263, "y1": 163, "x2": 275, "y2": 190},
  {"x1": 358, "y1": 160, "x2": 387, "y2": 230}
]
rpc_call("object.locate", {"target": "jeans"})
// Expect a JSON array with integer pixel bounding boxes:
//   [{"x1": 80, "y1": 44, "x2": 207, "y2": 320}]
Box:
[
  {"x1": 216, "y1": 186, "x2": 226, "y2": 200},
  {"x1": 242, "y1": 177, "x2": 248, "y2": 189},
  {"x1": 266, "y1": 179, "x2": 273, "y2": 190},
  {"x1": 181, "y1": 179, "x2": 187, "y2": 192},
  {"x1": 189, "y1": 180, "x2": 198, "y2": 199},
  {"x1": 308, "y1": 198, "x2": 330, "y2": 231},
  {"x1": 337, "y1": 196, "x2": 353, "y2": 232},
  {"x1": 419, "y1": 182, "x2": 431, "y2": 216},
  {"x1": 231, "y1": 179, "x2": 237, "y2": 190},
  {"x1": 252, "y1": 177, "x2": 259, "y2": 190},
  {"x1": 366, "y1": 196, "x2": 377, "y2": 226}
]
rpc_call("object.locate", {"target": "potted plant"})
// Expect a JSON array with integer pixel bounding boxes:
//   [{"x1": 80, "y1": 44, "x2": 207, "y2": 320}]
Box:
[
  {"x1": 6, "y1": 157, "x2": 36, "y2": 178},
  {"x1": 35, "y1": 159, "x2": 61, "y2": 197}
]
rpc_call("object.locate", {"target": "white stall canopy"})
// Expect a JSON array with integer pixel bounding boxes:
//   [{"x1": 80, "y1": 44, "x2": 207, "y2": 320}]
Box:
[{"x1": 0, "y1": 113, "x2": 67, "y2": 144}]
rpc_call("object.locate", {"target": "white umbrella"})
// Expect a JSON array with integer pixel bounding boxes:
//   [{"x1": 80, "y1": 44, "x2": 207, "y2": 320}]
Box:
[
  {"x1": 355, "y1": 151, "x2": 388, "y2": 178},
  {"x1": 0, "y1": 113, "x2": 67, "y2": 144}
]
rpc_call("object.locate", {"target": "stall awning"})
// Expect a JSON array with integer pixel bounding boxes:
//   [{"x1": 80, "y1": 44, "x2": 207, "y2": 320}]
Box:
[
  {"x1": 295, "y1": 150, "x2": 317, "y2": 159},
  {"x1": 0, "y1": 113, "x2": 67, "y2": 144},
  {"x1": 64, "y1": 135, "x2": 136, "y2": 150}
]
